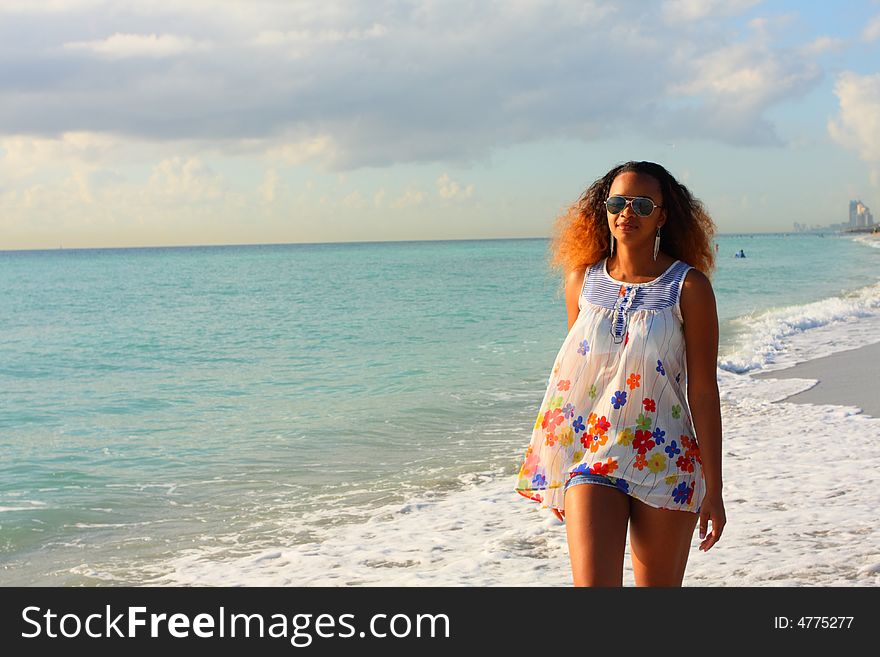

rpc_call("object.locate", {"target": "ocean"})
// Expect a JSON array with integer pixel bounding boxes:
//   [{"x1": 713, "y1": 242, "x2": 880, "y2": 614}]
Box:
[{"x1": 2, "y1": 233, "x2": 879, "y2": 585}]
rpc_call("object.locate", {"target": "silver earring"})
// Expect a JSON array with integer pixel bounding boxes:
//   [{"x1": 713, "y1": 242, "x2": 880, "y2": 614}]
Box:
[
  {"x1": 653, "y1": 228, "x2": 661, "y2": 261},
  {"x1": 609, "y1": 233, "x2": 615, "y2": 258}
]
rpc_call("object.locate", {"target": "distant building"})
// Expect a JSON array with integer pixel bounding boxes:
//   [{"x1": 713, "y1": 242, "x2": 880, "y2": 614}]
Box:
[
  {"x1": 795, "y1": 200, "x2": 875, "y2": 233},
  {"x1": 849, "y1": 200, "x2": 874, "y2": 228}
]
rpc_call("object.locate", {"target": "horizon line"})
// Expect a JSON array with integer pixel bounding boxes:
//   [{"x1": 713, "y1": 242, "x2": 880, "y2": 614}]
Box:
[{"x1": 0, "y1": 230, "x2": 851, "y2": 253}]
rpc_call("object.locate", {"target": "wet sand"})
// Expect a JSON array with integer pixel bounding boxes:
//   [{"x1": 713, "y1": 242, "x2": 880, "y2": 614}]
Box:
[{"x1": 751, "y1": 341, "x2": 880, "y2": 417}]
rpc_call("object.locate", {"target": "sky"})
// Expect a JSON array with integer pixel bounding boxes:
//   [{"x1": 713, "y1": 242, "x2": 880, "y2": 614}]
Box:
[{"x1": 1, "y1": 0, "x2": 880, "y2": 249}]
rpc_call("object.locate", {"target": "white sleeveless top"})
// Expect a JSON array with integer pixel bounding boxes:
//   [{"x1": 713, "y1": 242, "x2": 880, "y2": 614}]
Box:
[{"x1": 515, "y1": 258, "x2": 706, "y2": 515}]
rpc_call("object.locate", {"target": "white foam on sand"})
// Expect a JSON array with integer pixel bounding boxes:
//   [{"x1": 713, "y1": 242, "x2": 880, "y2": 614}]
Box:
[{"x1": 129, "y1": 281, "x2": 880, "y2": 587}]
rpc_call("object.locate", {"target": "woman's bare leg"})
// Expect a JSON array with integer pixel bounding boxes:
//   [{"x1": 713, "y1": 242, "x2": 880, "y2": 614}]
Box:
[
  {"x1": 564, "y1": 484, "x2": 630, "y2": 586},
  {"x1": 628, "y1": 497, "x2": 698, "y2": 587}
]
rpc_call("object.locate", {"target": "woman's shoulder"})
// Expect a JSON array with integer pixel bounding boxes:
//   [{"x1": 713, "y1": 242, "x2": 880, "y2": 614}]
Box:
[
  {"x1": 564, "y1": 261, "x2": 597, "y2": 291},
  {"x1": 679, "y1": 267, "x2": 716, "y2": 318},
  {"x1": 680, "y1": 267, "x2": 712, "y2": 292}
]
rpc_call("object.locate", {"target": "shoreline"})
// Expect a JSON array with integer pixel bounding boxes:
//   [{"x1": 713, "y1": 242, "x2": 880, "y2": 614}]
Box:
[{"x1": 751, "y1": 341, "x2": 880, "y2": 418}]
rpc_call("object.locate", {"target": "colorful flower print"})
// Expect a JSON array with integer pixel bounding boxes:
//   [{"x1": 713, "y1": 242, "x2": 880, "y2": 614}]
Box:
[
  {"x1": 520, "y1": 449, "x2": 539, "y2": 476},
  {"x1": 676, "y1": 455, "x2": 695, "y2": 473},
  {"x1": 587, "y1": 412, "x2": 598, "y2": 427},
  {"x1": 562, "y1": 403, "x2": 575, "y2": 418},
  {"x1": 571, "y1": 450, "x2": 584, "y2": 463},
  {"x1": 664, "y1": 474, "x2": 679, "y2": 485},
  {"x1": 577, "y1": 339, "x2": 590, "y2": 355},
  {"x1": 591, "y1": 458, "x2": 618, "y2": 476},
  {"x1": 633, "y1": 454, "x2": 648, "y2": 471},
  {"x1": 532, "y1": 472, "x2": 547, "y2": 488},
  {"x1": 572, "y1": 416, "x2": 586, "y2": 433},
  {"x1": 542, "y1": 407, "x2": 564, "y2": 431},
  {"x1": 570, "y1": 463, "x2": 591, "y2": 476},
  {"x1": 611, "y1": 390, "x2": 628, "y2": 409},
  {"x1": 545, "y1": 431, "x2": 557, "y2": 446},
  {"x1": 672, "y1": 481, "x2": 690, "y2": 504},
  {"x1": 671, "y1": 404, "x2": 681, "y2": 419},
  {"x1": 615, "y1": 478, "x2": 630, "y2": 493},
  {"x1": 636, "y1": 412, "x2": 652, "y2": 431},
  {"x1": 626, "y1": 373, "x2": 641, "y2": 390},
  {"x1": 632, "y1": 430, "x2": 656, "y2": 455},
  {"x1": 652, "y1": 427, "x2": 666, "y2": 444},
  {"x1": 591, "y1": 415, "x2": 611, "y2": 435},
  {"x1": 686, "y1": 482, "x2": 695, "y2": 505},
  {"x1": 558, "y1": 427, "x2": 574, "y2": 447},
  {"x1": 616, "y1": 428, "x2": 634, "y2": 446},
  {"x1": 587, "y1": 433, "x2": 609, "y2": 453},
  {"x1": 589, "y1": 384, "x2": 597, "y2": 399},
  {"x1": 642, "y1": 398, "x2": 656, "y2": 413},
  {"x1": 656, "y1": 360, "x2": 665, "y2": 376},
  {"x1": 664, "y1": 440, "x2": 681, "y2": 458},
  {"x1": 681, "y1": 435, "x2": 701, "y2": 463},
  {"x1": 624, "y1": 332, "x2": 629, "y2": 346},
  {"x1": 647, "y1": 453, "x2": 667, "y2": 474},
  {"x1": 534, "y1": 411, "x2": 543, "y2": 430},
  {"x1": 549, "y1": 394, "x2": 563, "y2": 409},
  {"x1": 557, "y1": 379, "x2": 571, "y2": 391}
]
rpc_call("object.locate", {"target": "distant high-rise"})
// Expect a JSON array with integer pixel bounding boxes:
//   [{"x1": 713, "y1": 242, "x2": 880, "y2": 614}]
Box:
[{"x1": 849, "y1": 200, "x2": 874, "y2": 228}]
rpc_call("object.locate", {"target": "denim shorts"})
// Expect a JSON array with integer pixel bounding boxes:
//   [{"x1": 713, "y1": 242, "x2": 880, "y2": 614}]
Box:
[{"x1": 563, "y1": 471, "x2": 621, "y2": 493}]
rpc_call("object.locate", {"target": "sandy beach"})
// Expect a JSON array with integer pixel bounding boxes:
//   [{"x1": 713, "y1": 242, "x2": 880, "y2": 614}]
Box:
[{"x1": 751, "y1": 341, "x2": 880, "y2": 417}]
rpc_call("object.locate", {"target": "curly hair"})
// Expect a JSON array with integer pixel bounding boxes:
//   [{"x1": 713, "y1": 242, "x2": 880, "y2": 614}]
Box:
[{"x1": 547, "y1": 161, "x2": 716, "y2": 293}]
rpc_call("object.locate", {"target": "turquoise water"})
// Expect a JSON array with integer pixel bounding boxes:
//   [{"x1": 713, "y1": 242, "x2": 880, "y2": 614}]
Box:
[{"x1": 1, "y1": 233, "x2": 878, "y2": 584}]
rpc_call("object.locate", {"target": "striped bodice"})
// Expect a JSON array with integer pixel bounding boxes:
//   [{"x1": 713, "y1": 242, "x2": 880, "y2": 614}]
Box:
[{"x1": 580, "y1": 258, "x2": 692, "y2": 343}]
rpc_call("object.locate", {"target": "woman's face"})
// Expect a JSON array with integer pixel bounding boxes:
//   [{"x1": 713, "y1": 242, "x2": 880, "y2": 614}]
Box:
[{"x1": 606, "y1": 171, "x2": 666, "y2": 252}]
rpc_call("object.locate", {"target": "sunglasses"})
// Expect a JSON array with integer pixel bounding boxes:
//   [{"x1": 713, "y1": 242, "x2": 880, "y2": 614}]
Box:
[{"x1": 604, "y1": 195, "x2": 661, "y2": 217}]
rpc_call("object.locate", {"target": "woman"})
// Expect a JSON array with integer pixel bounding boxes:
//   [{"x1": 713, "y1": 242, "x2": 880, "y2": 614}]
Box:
[{"x1": 515, "y1": 161, "x2": 726, "y2": 587}]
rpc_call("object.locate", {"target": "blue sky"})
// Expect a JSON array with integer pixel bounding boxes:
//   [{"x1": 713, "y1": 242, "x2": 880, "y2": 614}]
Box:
[{"x1": 1, "y1": 0, "x2": 879, "y2": 249}]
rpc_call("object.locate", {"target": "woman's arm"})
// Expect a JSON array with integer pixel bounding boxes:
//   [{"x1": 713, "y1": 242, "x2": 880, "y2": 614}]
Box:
[{"x1": 679, "y1": 268, "x2": 726, "y2": 551}]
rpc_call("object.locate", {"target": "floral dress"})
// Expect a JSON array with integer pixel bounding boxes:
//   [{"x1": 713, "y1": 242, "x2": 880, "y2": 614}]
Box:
[{"x1": 515, "y1": 258, "x2": 705, "y2": 516}]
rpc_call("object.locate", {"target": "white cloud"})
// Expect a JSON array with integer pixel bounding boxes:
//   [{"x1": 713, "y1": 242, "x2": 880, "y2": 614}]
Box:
[
  {"x1": 373, "y1": 188, "x2": 386, "y2": 208},
  {"x1": 0, "y1": 0, "x2": 105, "y2": 13},
  {"x1": 662, "y1": 0, "x2": 760, "y2": 22},
  {"x1": 747, "y1": 13, "x2": 796, "y2": 35},
  {"x1": 390, "y1": 189, "x2": 424, "y2": 209},
  {"x1": 436, "y1": 173, "x2": 474, "y2": 200},
  {"x1": 64, "y1": 33, "x2": 210, "y2": 58},
  {"x1": 0, "y1": 132, "x2": 117, "y2": 179},
  {"x1": 253, "y1": 23, "x2": 388, "y2": 58},
  {"x1": 340, "y1": 190, "x2": 368, "y2": 210},
  {"x1": 828, "y1": 72, "x2": 880, "y2": 170},
  {"x1": 801, "y1": 36, "x2": 847, "y2": 55},
  {"x1": 0, "y1": 0, "x2": 828, "y2": 168},
  {"x1": 863, "y1": 15, "x2": 880, "y2": 42},
  {"x1": 148, "y1": 156, "x2": 224, "y2": 201},
  {"x1": 265, "y1": 136, "x2": 339, "y2": 170},
  {"x1": 672, "y1": 41, "x2": 819, "y2": 111}
]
